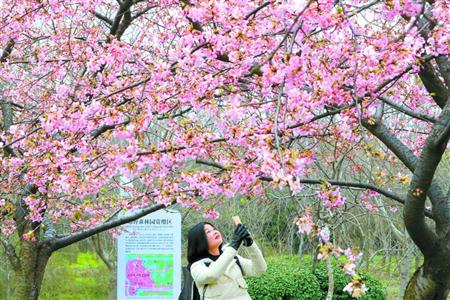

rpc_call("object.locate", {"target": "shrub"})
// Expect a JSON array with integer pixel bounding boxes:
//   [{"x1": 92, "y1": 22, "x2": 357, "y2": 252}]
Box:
[
  {"x1": 358, "y1": 273, "x2": 386, "y2": 300},
  {"x1": 313, "y1": 262, "x2": 350, "y2": 300},
  {"x1": 246, "y1": 256, "x2": 321, "y2": 300},
  {"x1": 314, "y1": 262, "x2": 386, "y2": 300},
  {"x1": 247, "y1": 256, "x2": 386, "y2": 300}
]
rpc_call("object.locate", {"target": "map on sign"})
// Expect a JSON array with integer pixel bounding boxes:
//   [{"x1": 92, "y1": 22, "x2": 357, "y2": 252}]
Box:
[{"x1": 125, "y1": 253, "x2": 174, "y2": 297}]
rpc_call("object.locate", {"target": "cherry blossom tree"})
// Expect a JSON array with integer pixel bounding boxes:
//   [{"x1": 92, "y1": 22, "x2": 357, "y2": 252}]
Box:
[{"x1": 0, "y1": 0, "x2": 448, "y2": 299}]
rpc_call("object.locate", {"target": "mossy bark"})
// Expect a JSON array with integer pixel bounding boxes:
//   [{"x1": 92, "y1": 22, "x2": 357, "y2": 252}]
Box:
[
  {"x1": 10, "y1": 241, "x2": 52, "y2": 300},
  {"x1": 404, "y1": 260, "x2": 450, "y2": 300}
]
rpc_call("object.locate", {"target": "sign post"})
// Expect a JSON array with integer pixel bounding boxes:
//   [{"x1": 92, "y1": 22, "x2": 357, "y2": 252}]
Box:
[{"x1": 117, "y1": 209, "x2": 181, "y2": 299}]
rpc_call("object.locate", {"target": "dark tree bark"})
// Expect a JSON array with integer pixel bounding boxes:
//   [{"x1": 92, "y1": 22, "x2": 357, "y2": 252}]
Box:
[{"x1": 364, "y1": 83, "x2": 450, "y2": 299}]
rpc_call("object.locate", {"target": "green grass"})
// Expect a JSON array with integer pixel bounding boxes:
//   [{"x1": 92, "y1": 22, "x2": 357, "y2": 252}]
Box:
[
  {"x1": 39, "y1": 246, "x2": 110, "y2": 300},
  {"x1": 365, "y1": 256, "x2": 401, "y2": 299}
]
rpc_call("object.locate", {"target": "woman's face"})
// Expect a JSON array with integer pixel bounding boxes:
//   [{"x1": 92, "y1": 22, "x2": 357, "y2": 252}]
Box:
[{"x1": 204, "y1": 223, "x2": 222, "y2": 251}]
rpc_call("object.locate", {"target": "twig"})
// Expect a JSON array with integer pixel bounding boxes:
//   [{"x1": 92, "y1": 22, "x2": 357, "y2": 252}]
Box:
[
  {"x1": 245, "y1": 2, "x2": 272, "y2": 20},
  {"x1": 378, "y1": 96, "x2": 436, "y2": 123}
]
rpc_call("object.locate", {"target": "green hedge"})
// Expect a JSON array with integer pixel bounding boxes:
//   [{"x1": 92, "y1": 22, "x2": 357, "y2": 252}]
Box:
[
  {"x1": 246, "y1": 257, "x2": 321, "y2": 300},
  {"x1": 313, "y1": 262, "x2": 385, "y2": 300},
  {"x1": 246, "y1": 256, "x2": 385, "y2": 300}
]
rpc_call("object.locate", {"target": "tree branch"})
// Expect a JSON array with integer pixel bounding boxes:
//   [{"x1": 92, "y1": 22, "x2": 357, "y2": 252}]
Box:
[
  {"x1": 195, "y1": 158, "x2": 228, "y2": 171},
  {"x1": 0, "y1": 237, "x2": 20, "y2": 270},
  {"x1": 434, "y1": 121, "x2": 450, "y2": 149},
  {"x1": 0, "y1": 38, "x2": 15, "y2": 62},
  {"x1": 2, "y1": 127, "x2": 42, "y2": 149},
  {"x1": 301, "y1": 179, "x2": 413, "y2": 209},
  {"x1": 50, "y1": 203, "x2": 167, "y2": 251},
  {"x1": 137, "y1": 137, "x2": 227, "y2": 156},
  {"x1": 245, "y1": 1, "x2": 272, "y2": 20},
  {"x1": 418, "y1": 60, "x2": 448, "y2": 108},
  {"x1": 435, "y1": 55, "x2": 450, "y2": 89},
  {"x1": 1, "y1": 101, "x2": 16, "y2": 156},
  {"x1": 362, "y1": 119, "x2": 448, "y2": 224},
  {"x1": 288, "y1": 104, "x2": 354, "y2": 130},
  {"x1": 93, "y1": 11, "x2": 113, "y2": 26},
  {"x1": 91, "y1": 234, "x2": 113, "y2": 270},
  {"x1": 362, "y1": 119, "x2": 418, "y2": 171},
  {"x1": 116, "y1": 5, "x2": 132, "y2": 39},
  {"x1": 97, "y1": 76, "x2": 151, "y2": 101},
  {"x1": 263, "y1": 1, "x2": 311, "y2": 64},
  {"x1": 194, "y1": 159, "x2": 433, "y2": 218},
  {"x1": 110, "y1": 0, "x2": 133, "y2": 37},
  {"x1": 131, "y1": 5, "x2": 158, "y2": 21},
  {"x1": 374, "y1": 54, "x2": 433, "y2": 95},
  {"x1": 180, "y1": 0, "x2": 204, "y2": 32},
  {"x1": 90, "y1": 119, "x2": 130, "y2": 140},
  {"x1": 157, "y1": 107, "x2": 192, "y2": 120},
  {"x1": 378, "y1": 96, "x2": 437, "y2": 123},
  {"x1": 43, "y1": 213, "x2": 57, "y2": 240},
  {"x1": 404, "y1": 100, "x2": 450, "y2": 254}
]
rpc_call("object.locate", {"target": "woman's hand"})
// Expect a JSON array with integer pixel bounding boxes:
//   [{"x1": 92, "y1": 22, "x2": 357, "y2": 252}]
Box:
[
  {"x1": 241, "y1": 224, "x2": 253, "y2": 247},
  {"x1": 229, "y1": 224, "x2": 249, "y2": 250}
]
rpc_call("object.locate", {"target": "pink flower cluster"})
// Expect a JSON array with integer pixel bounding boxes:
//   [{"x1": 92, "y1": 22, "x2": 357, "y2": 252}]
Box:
[
  {"x1": 317, "y1": 184, "x2": 346, "y2": 209},
  {"x1": 0, "y1": 0, "x2": 446, "y2": 244}
]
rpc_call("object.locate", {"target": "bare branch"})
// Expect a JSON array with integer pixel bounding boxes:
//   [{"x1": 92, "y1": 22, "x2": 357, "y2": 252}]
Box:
[
  {"x1": 435, "y1": 119, "x2": 450, "y2": 149},
  {"x1": 90, "y1": 120, "x2": 130, "y2": 140},
  {"x1": 110, "y1": 0, "x2": 133, "y2": 37},
  {"x1": 288, "y1": 104, "x2": 354, "y2": 130},
  {"x1": 374, "y1": 54, "x2": 433, "y2": 95},
  {"x1": 403, "y1": 100, "x2": 450, "y2": 254},
  {"x1": 195, "y1": 158, "x2": 228, "y2": 171},
  {"x1": 0, "y1": 237, "x2": 20, "y2": 270},
  {"x1": 50, "y1": 203, "x2": 168, "y2": 251},
  {"x1": 245, "y1": 1, "x2": 272, "y2": 20},
  {"x1": 137, "y1": 137, "x2": 227, "y2": 156},
  {"x1": 116, "y1": 5, "x2": 132, "y2": 39},
  {"x1": 94, "y1": 11, "x2": 113, "y2": 26},
  {"x1": 131, "y1": 5, "x2": 158, "y2": 21},
  {"x1": 435, "y1": 55, "x2": 450, "y2": 89},
  {"x1": 378, "y1": 96, "x2": 437, "y2": 123},
  {"x1": 2, "y1": 127, "x2": 42, "y2": 149},
  {"x1": 194, "y1": 158, "x2": 432, "y2": 217},
  {"x1": 418, "y1": 60, "x2": 448, "y2": 108},
  {"x1": 97, "y1": 76, "x2": 151, "y2": 101},
  {"x1": 362, "y1": 120, "x2": 419, "y2": 171},
  {"x1": 0, "y1": 38, "x2": 15, "y2": 62}
]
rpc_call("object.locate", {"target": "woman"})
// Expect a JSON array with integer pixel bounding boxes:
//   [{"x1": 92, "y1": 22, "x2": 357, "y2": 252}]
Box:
[{"x1": 187, "y1": 222, "x2": 267, "y2": 300}]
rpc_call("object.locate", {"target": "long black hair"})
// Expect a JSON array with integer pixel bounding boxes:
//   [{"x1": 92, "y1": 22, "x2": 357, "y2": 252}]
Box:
[{"x1": 187, "y1": 222, "x2": 222, "y2": 264}]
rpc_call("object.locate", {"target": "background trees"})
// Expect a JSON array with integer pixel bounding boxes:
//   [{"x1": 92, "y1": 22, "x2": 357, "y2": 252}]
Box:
[{"x1": 0, "y1": 0, "x2": 448, "y2": 299}]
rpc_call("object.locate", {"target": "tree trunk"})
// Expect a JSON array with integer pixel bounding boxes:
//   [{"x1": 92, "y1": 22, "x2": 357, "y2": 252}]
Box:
[
  {"x1": 9, "y1": 241, "x2": 52, "y2": 300},
  {"x1": 399, "y1": 249, "x2": 412, "y2": 299},
  {"x1": 386, "y1": 253, "x2": 392, "y2": 276},
  {"x1": 325, "y1": 258, "x2": 334, "y2": 300},
  {"x1": 415, "y1": 252, "x2": 421, "y2": 270},
  {"x1": 108, "y1": 270, "x2": 117, "y2": 300},
  {"x1": 404, "y1": 262, "x2": 450, "y2": 300},
  {"x1": 297, "y1": 233, "x2": 304, "y2": 259}
]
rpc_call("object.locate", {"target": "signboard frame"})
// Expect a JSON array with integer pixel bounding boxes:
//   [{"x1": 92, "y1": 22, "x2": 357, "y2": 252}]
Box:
[{"x1": 117, "y1": 209, "x2": 181, "y2": 300}]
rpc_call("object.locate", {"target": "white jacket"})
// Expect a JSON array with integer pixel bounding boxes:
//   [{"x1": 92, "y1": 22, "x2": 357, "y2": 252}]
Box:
[{"x1": 190, "y1": 243, "x2": 267, "y2": 300}]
